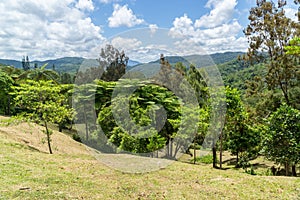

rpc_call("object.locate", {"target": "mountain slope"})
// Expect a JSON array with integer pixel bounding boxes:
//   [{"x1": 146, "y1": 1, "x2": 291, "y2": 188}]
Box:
[{"x1": 0, "y1": 52, "x2": 243, "y2": 73}]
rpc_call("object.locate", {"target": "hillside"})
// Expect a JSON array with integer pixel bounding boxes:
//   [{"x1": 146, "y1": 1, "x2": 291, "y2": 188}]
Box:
[
  {"x1": 0, "y1": 57, "x2": 85, "y2": 74},
  {"x1": 0, "y1": 57, "x2": 140, "y2": 74},
  {"x1": 146, "y1": 52, "x2": 244, "y2": 66},
  {"x1": 0, "y1": 52, "x2": 243, "y2": 75},
  {"x1": 0, "y1": 116, "x2": 299, "y2": 199},
  {"x1": 218, "y1": 59, "x2": 266, "y2": 91}
]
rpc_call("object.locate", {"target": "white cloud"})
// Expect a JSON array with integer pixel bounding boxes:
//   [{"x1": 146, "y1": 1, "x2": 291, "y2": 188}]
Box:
[
  {"x1": 129, "y1": 44, "x2": 173, "y2": 63},
  {"x1": 169, "y1": 2, "x2": 247, "y2": 55},
  {"x1": 0, "y1": 0, "x2": 104, "y2": 60},
  {"x1": 99, "y1": 0, "x2": 120, "y2": 4},
  {"x1": 169, "y1": 14, "x2": 195, "y2": 38},
  {"x1": 285, "y1": 7, "x2": 298, "y2": 21},
  {"x1": 108, "y1": 4, "x2": 145, "y2": 28},
  {"x1": 110, "y1": 37, "x2": 142, "y2": 52},
  {"x1": 200, "y1": 20, "x2": 242, "y2": 39},
  {"x1": 76, "y1": 0, "x2": 94, "y2": 11},
  {"x1": 149, "y1": 24, "x2": 158, "y2": 35},
  {"x1": 195, "y1": 0, "x2": 237, "y2": 28}
]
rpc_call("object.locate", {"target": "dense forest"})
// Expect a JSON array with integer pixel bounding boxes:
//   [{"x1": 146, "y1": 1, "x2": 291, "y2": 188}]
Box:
[{"x1": 0, "y1": 0, "x2": 299, "y2": 177}]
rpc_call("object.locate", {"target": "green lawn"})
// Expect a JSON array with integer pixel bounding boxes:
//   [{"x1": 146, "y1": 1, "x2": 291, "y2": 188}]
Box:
[{"x1": 0, "y1": 122, "x2": 299, "y2": 199}]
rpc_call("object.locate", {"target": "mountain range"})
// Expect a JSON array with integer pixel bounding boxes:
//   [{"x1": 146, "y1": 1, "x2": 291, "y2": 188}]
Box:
[{"x1": 0, "y1": 52, "x2": 244, "y2": 74}]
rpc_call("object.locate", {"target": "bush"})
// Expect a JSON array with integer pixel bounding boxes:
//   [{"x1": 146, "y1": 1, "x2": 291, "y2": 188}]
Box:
[
  {"x1": 189, "y1": 143, "x2": 202, "y2": 150},
  {"x1": 72, "y1": 133, "x2": 82, "y2": 143},
  {"x1": 192, "y1": 154, "x2": 215, "y2": 164}
]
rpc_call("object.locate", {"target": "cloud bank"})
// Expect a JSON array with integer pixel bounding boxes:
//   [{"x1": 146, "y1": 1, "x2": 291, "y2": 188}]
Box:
[{"x1": 0, "y1": 0, "x2": 104, "y2": 60}]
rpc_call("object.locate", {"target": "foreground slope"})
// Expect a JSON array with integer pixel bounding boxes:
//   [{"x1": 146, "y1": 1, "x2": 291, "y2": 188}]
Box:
[{"x1": 0, "y1": 117, "x2": 299, "y2": 199}]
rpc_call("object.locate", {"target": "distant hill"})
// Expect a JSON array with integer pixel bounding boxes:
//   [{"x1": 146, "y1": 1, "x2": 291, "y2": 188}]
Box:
[
  {"x1": 0, "y1": 59, "x2": 22, "y2": 68},
  {"x1": 0, "y1": 57, "x2": 141, "y2": 74},
  {"x1": 147, "y1": 52, "x2": 245, "y2": 67},
  {"x1": 0, "y1": 57, "x2": 85, "y2": 74},
  {"x1": 129, "y1": 52, "x2": 245, "y2": 77},
  {"x1": 0, "y1": 52, "x2": 243, "y2": 75}
]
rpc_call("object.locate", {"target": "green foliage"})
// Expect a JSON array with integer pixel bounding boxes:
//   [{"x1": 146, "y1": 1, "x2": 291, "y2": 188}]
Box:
[
  {"x1": 263, "y1": 104, "x2": 300, "y2": 167},
  {"x1": 223, "y1": 87, "x2": 261, "y2": 164},
  {"x1": 0, "y1": 70, "x2": 14, "y2": 115},
  {"x1": 285, "y1": 37, "x2": 300, "y2": 55},
  {"x1": 193, "y1": 154, "x2": 215, "y2": 164},
  {"x1": 18, "y1": 64, "x2": 60, "y2": 83},
  {"x1": 97, "y1": 44, "x2": 127, "y2": 82},
  {"x1": 11, "y1": 80, "x2": 74, "y2": 154},
  {"x1": 218, "y1": 60, "x2": 266, "y2": 93},
  {"x1": 60, "y1": 72, "x2": 73, "y2": 84},
  {"x1": 93, "y1": 76, "x2": 200, "y2": 158},
  {"x1": 72, "y1": 133, "x2": 82, "y2": 143},
  {"x1": 99, "y1": 80, "x2": 182, "y2": 156},
  {"x1": 244, "y1": 0, "x2": 299, "y2": 106}
]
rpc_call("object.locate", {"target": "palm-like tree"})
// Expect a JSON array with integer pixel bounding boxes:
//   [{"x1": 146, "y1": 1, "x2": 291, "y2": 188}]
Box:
[
  {"x1": 0, "y1": 66, "x2": 22, "y2": 81},
  {"x1": 18, "y1": 64, "x2": 60, "y2": 83}
]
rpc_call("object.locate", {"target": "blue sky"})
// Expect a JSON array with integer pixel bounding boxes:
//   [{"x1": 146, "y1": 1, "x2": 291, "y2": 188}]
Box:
[{"x1": 0, "y1": 0, "x2": 298, "y2": 62}]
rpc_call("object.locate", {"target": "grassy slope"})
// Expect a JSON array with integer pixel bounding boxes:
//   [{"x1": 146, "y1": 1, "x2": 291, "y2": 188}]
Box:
[{"x1": 0, "y1": 118, "x2": 299, "y2": 200}]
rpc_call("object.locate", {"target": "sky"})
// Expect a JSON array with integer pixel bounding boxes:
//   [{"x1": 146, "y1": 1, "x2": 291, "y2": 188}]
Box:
[{"x1": 0, "y1": 0, "x2": 298, "y2": 62}]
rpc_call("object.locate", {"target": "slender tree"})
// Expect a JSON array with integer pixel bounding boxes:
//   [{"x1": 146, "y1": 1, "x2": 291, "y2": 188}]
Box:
[
  {"x1": 12, "y1": 80, "x2": 74, "y2": 154},
  {"x1": 244, "y1": 0, "x2": 299, "y2": 107},
  {"x1": 97, "y1": 44, "x2": 128, "y2": 81}
]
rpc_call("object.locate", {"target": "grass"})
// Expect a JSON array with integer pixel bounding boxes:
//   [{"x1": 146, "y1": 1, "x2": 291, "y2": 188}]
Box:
[{"x1": 0, "y1": 117, "x2": 300, "y2": 199}]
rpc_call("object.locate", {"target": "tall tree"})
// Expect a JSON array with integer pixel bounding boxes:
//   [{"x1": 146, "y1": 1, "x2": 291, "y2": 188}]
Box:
[
  {"x1": 12, "y1": 80, "x2": 74, "y2": 154},
  {"x1": 97, "y1": 44, "x2": 128, "y2": 81},
  {"x1": 244, "y1": 0, "x2": 299, "y2": 107},
  {"x1": 22, "y1": 56, "x2": 30, "y2": 71},
  {"x1": 223, "y1": 87, "x2": 260, "y2": 167}
]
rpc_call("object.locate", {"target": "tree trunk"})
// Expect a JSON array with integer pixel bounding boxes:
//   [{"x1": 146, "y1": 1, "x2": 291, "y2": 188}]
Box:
[
  {"x1": 173, "y1": 141, "x2": 181, "y2": 159},
  {"x1": 83, "y1": 105, "x2": 88, "y2": 141},
  {"x1": 44, "y1": 121, "x2": 53, "y2": 154},
  {"x1": 194, "y1": 143, "x2": 196, "y2": 164},
  {"x1": 166, "y1": 139, "x2": 169, "y2": 158},
  {"x1": 279, "y1": 82, "x2": 290, "y2": 106},
  {"x1": 285, "y1": 162, "x2": 289, "y2": 176},
  {"x1": 170, "y1": 139, "x2": 173, "y2": 158},
  {"x1": 292, "y1": 165, "x2": 297, "y2": 177},
  {"x1": 7, "y1": 95, "x2": 11, "y2": 115},
  {"x1": 219, "y1": 131, "x2": 223, "y2": 169},
  {"x1": 58, "y1": 124, "x2": 63, "y2": 132},
  {"x1": 212, "y1": 146, "x2": 217, "y2": 168}
]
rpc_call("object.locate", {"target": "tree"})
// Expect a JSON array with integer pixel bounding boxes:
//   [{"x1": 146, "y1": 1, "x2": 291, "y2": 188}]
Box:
[
  {"x1": 60, "y1": 72, "x2": 73, "y2": 84},
  {"x1": 223, "y1": 87, "x2": 260, "y2": 167},
  {"x1": 12, "y1": 80, "x2": 74, "y2": 154},
  {"x1": 0, "y1": 66, "x2": 22, "y2": 81},
  {"x1": 97, "y1": 44, "x2": 128, "y2": 81},
  {"x1": 22, "y1": 56, "x2": 30, "y2": 71},
  {"x1": 0, "y1": 71, "x2": 14, "y2": 115},
  {"x1": 187, "y1": 65, "x2": 209, "y2": 107},
  {"x1": 244, "y1": 0, "x2": 299, "y2": 107},
  {"x1": 263, "y1": 104, "x2": 300, "y2": 176},
  {"x1": 73, "y1": 83, "x2": 97, "y2": 141},
  {"x1": 19, "y1": 63, "x2": 60, "y2": 83}
]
